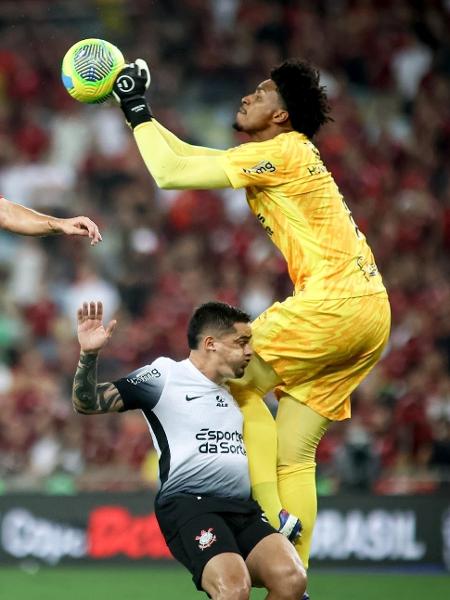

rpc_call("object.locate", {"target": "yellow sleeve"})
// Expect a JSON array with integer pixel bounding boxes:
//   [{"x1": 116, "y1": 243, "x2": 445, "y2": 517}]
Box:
[
  {"x1": 153, "y1": 120, "x2": 225, "y2": 157},
  {"x1": 133, "y1": 122, "x2": 231, "y2": 189},
  {"x1": 217, "y1": 138, "x2": 285, "y2": 189}
]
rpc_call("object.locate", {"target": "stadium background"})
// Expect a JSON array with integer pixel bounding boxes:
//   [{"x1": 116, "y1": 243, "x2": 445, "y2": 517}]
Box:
[{"x1": 0, "y1": 0, "x2": 449, "y2": 598}]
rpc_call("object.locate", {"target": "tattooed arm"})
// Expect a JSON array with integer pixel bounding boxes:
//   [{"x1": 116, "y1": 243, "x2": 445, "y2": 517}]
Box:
[
  {"x1": 72, "y1": 351, "x2": 124, "y2": 414},
  {"x1": 73, "y1": 301, "x2": 119, "y2": 414}
]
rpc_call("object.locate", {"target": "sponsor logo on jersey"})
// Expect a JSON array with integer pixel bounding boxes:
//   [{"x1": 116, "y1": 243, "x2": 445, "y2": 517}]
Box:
[
  {"x1": 216, "y1": 395, "x2": 228, "y2": 407},
  {"x1": 257, "y1": 213, "x2": 274, "y2": 237},
  {"x1": 307, "y1": 163, "x2": 328, "y2": 176},
  {"x1": 127, "y1": 368, "x2": 161, "y2": 385},
  {"x1": 356, "y1": 256, "x2": 379, "y2": 279},
  {"x1": 195, "y1": 527, "x2": 217, "y2": 550},
  {"x1": 243, "y1": 160, "x2": 276, "y2": 175},
  {"x1": 195, "y1": 428, "x2": 247, "y2": 455},
  {"x1": 186, "y1": 394, "x2": 202, "y2": 401}
]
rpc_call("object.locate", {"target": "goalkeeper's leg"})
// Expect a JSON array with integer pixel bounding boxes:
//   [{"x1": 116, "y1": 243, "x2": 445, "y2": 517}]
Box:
[
  {"x1": 229, "y1": 353, "x2": 284, "y2": 530},
  {"x1": 276, "y1": 395, "x2": 330, "y2": 568}
]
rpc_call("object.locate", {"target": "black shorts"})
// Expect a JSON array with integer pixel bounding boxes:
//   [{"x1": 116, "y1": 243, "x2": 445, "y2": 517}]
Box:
[{"x1": 155, "y1": 494, "x2": 277, "y2": 591}]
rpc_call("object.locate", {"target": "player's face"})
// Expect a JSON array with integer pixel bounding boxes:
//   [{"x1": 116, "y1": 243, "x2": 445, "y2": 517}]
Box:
[
  {"x1": 213, "y1": 322, "x2": 253, "y2": 380},
  {"x1": 234, "y1": 79, "x2": 285, "y2": 133}
]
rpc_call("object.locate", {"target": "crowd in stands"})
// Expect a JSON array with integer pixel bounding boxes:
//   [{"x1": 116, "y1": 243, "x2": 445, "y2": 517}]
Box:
[{"x1": 0, "y1": 0, "x2": 449, "y2": 495}]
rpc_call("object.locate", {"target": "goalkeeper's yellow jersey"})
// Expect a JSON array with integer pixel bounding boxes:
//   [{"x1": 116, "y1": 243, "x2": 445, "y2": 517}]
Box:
[{"x1": 218, "y1": 131, "x2": 386, "y2": 300}]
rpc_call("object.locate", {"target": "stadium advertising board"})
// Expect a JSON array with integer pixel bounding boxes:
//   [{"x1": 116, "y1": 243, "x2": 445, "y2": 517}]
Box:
[{"x1": 0, "y1": 493, "x2": 448, "y2": 570}]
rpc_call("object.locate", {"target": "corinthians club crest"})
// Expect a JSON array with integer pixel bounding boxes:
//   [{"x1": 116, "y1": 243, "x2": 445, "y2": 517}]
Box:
[{"x1": 195, "y1": 527, "x2": 217, "y2": 550}]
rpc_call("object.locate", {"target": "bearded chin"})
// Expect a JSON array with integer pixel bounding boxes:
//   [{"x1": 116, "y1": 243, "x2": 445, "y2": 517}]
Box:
[{"x1": 232, "y1": 121, "x2": 243, "y2": 132}]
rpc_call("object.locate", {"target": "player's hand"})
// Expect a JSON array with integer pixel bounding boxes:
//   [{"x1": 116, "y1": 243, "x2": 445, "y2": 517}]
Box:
[
  {"x1": 55, "y1": 216, "x2": 102, "y2": 245},
  {"x1": 113, "y1": 59, "x2": 152, "y2": 129},
  {"x1": 77, "y1": 302, "x2": 117, "y2": 354},
  {"x1": 113, "y1": 59, "x2": 151, "y2": 101}
]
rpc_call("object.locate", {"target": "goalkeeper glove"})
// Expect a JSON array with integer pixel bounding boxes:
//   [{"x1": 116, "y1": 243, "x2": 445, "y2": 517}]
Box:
[{"x1": 113, "y1": 59, "x2": 152, "y2": 129}]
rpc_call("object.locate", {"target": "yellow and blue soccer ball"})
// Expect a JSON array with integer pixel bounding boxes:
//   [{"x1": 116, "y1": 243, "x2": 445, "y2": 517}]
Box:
[{"x1": 61, "y1": 38, "x2": 125, "y2": 103}]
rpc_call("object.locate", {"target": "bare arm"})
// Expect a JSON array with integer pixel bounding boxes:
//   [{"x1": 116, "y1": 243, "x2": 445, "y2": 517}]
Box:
[
  {"x1": 0, "y1": 196, "x2": 102, "y2": 244},
  {"x1": 72, "y1": 352, "x2": 124, "y2": 414},
  {"x1": 72, "y1": 301, "x2": 120, "y2": 414}
]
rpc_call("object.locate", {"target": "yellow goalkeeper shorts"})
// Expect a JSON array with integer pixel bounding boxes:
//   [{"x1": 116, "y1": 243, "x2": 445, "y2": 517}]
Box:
[{"x1": 249, "y1": 292, "x2": 390, "y2": 421}]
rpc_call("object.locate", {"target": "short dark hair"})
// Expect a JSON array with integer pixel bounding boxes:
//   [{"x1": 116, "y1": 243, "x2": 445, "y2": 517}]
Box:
[
  {"x1": 187, "y1": 302, "x2": 251, "y2": 350},
  {"x1": 270, "y1": 59, "x2": 332, "y2": 138}
]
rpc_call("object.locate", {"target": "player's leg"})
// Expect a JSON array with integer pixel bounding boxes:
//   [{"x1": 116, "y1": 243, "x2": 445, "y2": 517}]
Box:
[
  {"x1": 229, "y1": 351, "x2": 283, "y2": 529},
  {"x1": 166, "y1": 512, "x2": 252, "y2": 599},
  {"x1": 245, "y1": 533, "x2": 307, "y2": 599},
  {"x1": 201, "y1": 553, "x2": 251, "y2": 600},
  {"x1": 232, "y1": 501, "x2": 307, "y2": 600},
  {"x1": 276, "y1": 398, "x2": 330, "y2": 569},
  {"x1": 276, "y1": 294, "x2": 391, "y2": 569},
  {"x1": 230, "y1": 296, "x2": 332, "y2": 533}
]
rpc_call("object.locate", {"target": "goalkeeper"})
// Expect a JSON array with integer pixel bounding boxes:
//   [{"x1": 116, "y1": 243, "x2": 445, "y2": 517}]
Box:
[{"x1": 112, "y1": 59, "x2": 391, "y2": 575}]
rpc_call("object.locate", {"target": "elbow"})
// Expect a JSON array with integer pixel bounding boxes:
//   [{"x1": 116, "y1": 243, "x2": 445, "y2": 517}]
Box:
[
  {"x1": 150, "y1": 165, "x2": 182, "y2": 189},
  {"x1": 154, "y1": 173, "x2": 174, "y2": 190},
  {"x1": 72, "y1": 400, "x2": 92, "y2": 415}
]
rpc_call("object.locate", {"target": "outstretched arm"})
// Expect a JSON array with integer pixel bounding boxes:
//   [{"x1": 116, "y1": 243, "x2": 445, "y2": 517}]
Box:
[
  {"x1": 113, "y1": 60, "x2": 231, "y2": 190},
  {"x1": 134, "y1": 121, "x2": 231, "y2": 189},
  {"x1": 72, "y1": 301, "x2": 123, "y2": 414},
  {"x1": 0, "y1": 196, "x2": 102, "y2": 244},
  {"x1": 153, "y1": 120, "x2": 225, "y2": 157}
]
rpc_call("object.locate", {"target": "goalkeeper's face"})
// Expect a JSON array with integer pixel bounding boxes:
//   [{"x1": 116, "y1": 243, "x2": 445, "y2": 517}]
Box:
[
  {"x1": 209, "y1": 322, "x2": 253, "y2": 381},
  {"x1": 233, "y1": 79, "x2": 287, "y2": 134}
]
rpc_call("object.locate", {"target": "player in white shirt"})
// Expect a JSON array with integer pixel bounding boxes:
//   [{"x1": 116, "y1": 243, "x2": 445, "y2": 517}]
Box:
[{"x1": 72, "y1": 300, "x2": 306, "y2": 600}]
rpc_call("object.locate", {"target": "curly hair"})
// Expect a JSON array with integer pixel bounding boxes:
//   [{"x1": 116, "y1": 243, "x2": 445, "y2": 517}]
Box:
[{"x1": 270, "y1": 59, "x2": 332, "y2": 138}]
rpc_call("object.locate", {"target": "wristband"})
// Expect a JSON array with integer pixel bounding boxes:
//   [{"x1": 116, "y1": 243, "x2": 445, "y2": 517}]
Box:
[{"x1": 120, "y1": 96, "x2": 153, "y2": 129}]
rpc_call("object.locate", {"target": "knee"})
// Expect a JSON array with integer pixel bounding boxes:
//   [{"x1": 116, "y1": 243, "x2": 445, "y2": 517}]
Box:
[
  {"x1": 266, "y1": 561, "x2": 307, "y2": 599},
  {"x1": 284, "y1": 566, "x2": 308, "y2": 600},
  {"x1": 213, "y1": 575, "x2": 251, "y2": 600}
]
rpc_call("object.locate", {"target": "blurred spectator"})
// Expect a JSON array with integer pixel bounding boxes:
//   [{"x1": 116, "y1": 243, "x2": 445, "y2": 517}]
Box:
[
  {"x1": 333, "y1": 421, "x2": 381, "y2": 492},
  {"x1": 62, "y1": 262, "x2": 120, "y2": 326}
]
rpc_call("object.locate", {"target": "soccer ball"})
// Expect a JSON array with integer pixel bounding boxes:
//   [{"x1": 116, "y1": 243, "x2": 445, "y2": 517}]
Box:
[{"x1": 61, "y1": 38, "x2": 125, "y2": 104}]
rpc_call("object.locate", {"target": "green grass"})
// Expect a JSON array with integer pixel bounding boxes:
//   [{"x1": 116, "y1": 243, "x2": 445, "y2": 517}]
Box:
[{"x1": 0, "y1": 566, "x2": 448, "y2": 599}]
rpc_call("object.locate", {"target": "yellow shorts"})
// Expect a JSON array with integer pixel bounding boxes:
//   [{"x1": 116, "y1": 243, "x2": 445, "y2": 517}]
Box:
[{"x1": 245, "y1": 293, "x2": 391, "y2": 421}]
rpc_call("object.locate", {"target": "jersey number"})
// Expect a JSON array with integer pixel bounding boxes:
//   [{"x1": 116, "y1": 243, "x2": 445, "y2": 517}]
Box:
[{"x1": 341, "y1": 197, "x2": 361, "y2": 238}]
